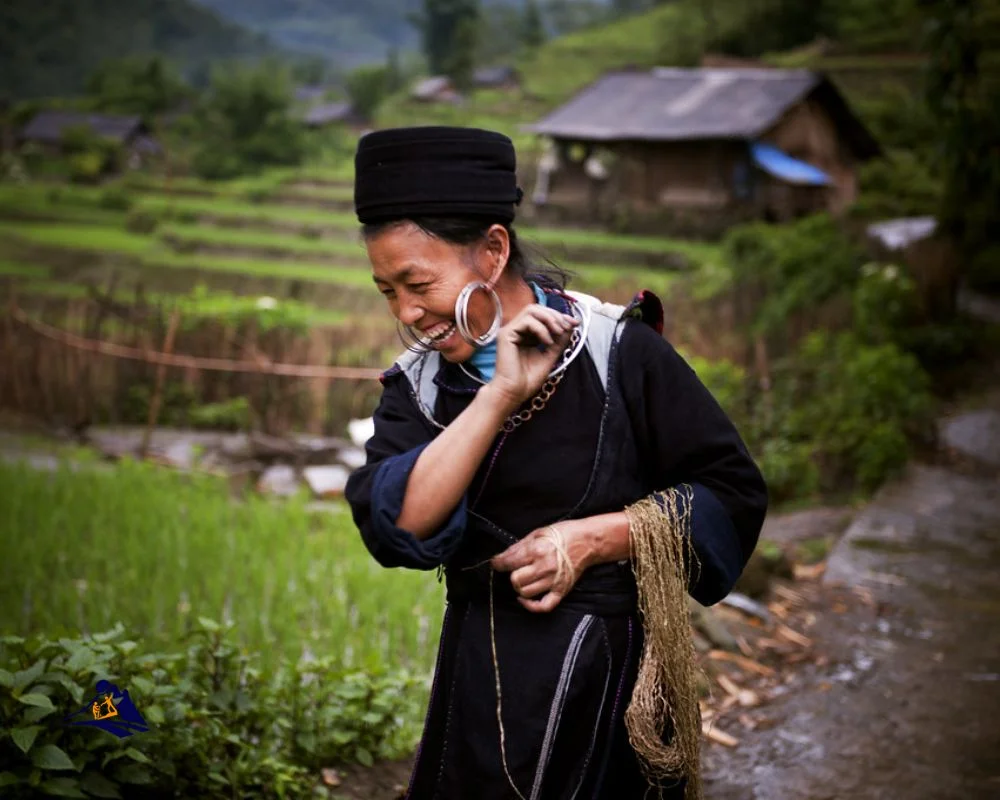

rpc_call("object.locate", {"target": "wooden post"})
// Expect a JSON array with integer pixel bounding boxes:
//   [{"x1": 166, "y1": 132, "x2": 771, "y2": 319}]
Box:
[{"x1": 139, "y1": 306, "x2": 181, "y2": 459}]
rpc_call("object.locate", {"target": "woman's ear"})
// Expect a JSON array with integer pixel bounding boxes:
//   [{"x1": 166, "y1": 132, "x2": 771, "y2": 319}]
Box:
[{"x1": 483, "y1": 224, "x2": 511, "y2": 288}]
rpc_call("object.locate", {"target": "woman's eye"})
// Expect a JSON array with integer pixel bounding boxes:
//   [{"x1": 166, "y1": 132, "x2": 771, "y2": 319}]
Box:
[{"x1": 409, "y1": 282, "x2": 430, "y2": 293}]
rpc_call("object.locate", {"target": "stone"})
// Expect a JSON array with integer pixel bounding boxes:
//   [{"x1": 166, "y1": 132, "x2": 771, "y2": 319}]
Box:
[
  {"x1": 257, "y1": 464, "x2": 300, "y2": 497},
  {"x1": 347, "y1": 418, "x2": 375, "y2": 447},
  {"x1": 302, "y1": 465, "x2": 351, "y2": 498},
  {"x1": 939, "y1": 409, "x2": 1000, "y2": 468},
  {"x1": 337, "y1": 446, "x2": 367, "y2": 471}
]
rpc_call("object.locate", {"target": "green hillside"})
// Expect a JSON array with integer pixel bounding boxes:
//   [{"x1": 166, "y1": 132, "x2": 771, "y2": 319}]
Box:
[
  {"x1": 191, "y1": 0, "x2": 422, "y2": 64},
  {"x1": 0, "y1": 0, "x2": 271, "y2": 99}
]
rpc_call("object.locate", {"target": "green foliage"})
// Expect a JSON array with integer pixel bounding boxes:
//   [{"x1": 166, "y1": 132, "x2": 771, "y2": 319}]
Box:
[
  {"x1": 190, "y1": 63, "x2": 307, "y2": 181},
  {"x1": 852, "y1": 263, "x2": 920, "y2": 346},
  {"x1": 781, "y1": 332, "x2": 933, "y2": 492},
  {"x1": 522, "y1": 0, "x2": 547, "y2": 49},
  {"x1": 723, "y1": 215, "x2": 864, "y2": 333},
  {"x1": 709, "y1": 0, "x2": 837, "y2": 58},
  {"x1": 124, "y1": 210, "x2": 159, "y2": 235},
  {"x1": 0, "y1": 621, "x2": 421, "y2": 798},
  {"x1": 85, "y1": 56, "x2": 189, "y2": 119},
  {"x1": 187, "y1": 397, "x2": 253, "y2": 431},
  {"x1": 849, "y1": 149, "x2": 941, "y2": 221},
  {"x1": 414, "y1": 0, "x2": 480, "y2": 82},
  {"x1": 0, "y1": 0, "x2": 271, "y2": 100},
  {"x1": 345, "y1": 65, "x2": 389, "y2": 121},
  {"x1": 98, "y1": 188, "x2": 134, "y2": 213},
  {"x1": 920, "y1": 0, "x2": 1000, "y2": 268}
]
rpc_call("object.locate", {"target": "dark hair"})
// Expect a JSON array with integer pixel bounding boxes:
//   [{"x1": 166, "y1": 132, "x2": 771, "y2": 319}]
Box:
[{"x1": 361, "y1": 217, "x2": 573, "y2": 289}]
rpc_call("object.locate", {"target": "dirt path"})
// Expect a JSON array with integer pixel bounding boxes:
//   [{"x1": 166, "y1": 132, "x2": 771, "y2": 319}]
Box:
[{"x1": 703, "y1": 397, "x2": 1000, "y2": 799}]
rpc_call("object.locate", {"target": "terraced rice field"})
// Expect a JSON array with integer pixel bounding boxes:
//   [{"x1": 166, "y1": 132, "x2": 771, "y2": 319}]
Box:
[{"x1": 0, "y1": 174, "x2": 719, "y2": 351}]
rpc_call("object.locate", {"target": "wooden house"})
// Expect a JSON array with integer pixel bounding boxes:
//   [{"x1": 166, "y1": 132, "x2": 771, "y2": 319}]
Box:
[
  {"x1": 410, "y1": 76, "x2": 463, "y2": 104},
  {"x1": 473, "y1": 66, "x2": 521, "y2": 91},
  {"x1": 301, "y1": 102, "x2": 367, "y2": 131},
  {"x1": 527, "y1": 68, "x2": 880, "y2": 230},
  {"x1": 19, "y1": 110, "x2": 161, "y2": 169}
]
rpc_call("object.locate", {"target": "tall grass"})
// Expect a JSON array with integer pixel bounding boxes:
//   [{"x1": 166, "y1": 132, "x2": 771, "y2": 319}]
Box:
[{"x1": 0, "y1": 459, "x2": 445, "y2": 676}]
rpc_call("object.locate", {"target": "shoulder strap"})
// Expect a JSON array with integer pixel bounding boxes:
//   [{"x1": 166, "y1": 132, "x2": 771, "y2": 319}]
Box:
[
  {"x1": 391, "y1": 289, "x2": 662, "y2": 423},
  {"x1": 565, "y1": 290, "x2": 626, "y2": 394}
]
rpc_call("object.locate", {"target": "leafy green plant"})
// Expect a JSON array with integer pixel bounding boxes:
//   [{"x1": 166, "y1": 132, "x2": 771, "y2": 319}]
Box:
[
  {"x1": 0, "y1": 620, "x2": 422, "y2": 798},
  {"x1": 723, "y1": 214, "x2": 864, "y2": 333}
]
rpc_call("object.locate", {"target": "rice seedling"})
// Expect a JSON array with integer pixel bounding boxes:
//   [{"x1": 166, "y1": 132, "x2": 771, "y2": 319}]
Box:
[{"x1": 0, "y1": 459, "x2": 446, "y2": 676}]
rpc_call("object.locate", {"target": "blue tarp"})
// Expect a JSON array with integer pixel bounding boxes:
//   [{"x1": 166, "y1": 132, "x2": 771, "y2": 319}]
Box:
[{"x1": 750, "y1": 142, "x2": 832, "y2": 186}]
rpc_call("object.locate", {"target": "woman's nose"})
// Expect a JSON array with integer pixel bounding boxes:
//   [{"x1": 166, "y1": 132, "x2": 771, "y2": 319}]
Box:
[{"x1": 397, "y1": 296, "x2": 423, "y2": 327}]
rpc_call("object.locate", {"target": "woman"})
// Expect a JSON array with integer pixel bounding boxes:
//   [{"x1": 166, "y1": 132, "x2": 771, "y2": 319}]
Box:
[{"x1": 344, "y1": 126, "x2": 767, "y2": 800}]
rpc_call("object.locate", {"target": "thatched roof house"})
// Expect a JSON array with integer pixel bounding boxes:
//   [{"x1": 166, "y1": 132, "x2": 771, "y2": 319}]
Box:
[{"x1": 528, "y1": 67, "x2": 879, "y2": 230}]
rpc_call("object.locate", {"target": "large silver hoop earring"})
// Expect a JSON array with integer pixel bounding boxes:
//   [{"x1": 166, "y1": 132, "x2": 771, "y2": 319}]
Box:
[
  {"x1": 396, "y1": 319, "x2": 430, "y2": 353},
  {"x1": 455, "y1": 281, "x2": 503, "y2": 347}
]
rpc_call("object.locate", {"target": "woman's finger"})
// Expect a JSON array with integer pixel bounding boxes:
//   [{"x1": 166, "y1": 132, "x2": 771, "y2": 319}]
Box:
[
  {"x1": 510, "y1": 563, "x2": 547, "y2": 592},
  {"x1": 511, "y1": 316, "x2": 555, "y2": 348},
  {"x1": 516, "y1": 576, "x2": 553, "y2": 598},
  {"x1": 519, "y1": 591, "x2": 565, "y2": 614}
]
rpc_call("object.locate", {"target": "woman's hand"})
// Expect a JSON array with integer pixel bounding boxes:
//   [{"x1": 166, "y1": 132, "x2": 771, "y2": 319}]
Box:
[
  {"x1": 490, "y1": 520, "x2": 597, "y2": 613},
  {"x1": 489, "y1": 305, "x2": 578, "y2": 409}
]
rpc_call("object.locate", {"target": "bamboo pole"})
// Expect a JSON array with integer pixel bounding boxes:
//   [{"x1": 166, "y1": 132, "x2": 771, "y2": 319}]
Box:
[{"x1": 139, "y1": 306, "x2": 181, "y2": 460}]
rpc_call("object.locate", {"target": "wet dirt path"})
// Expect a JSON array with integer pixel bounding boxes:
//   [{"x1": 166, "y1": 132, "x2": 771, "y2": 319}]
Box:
[{"x1": 703, "y1": 399, "x2": 1000, "y2": 799}]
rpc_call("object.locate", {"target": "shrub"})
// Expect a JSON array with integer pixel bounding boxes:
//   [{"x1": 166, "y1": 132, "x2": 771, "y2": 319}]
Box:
[
  {"x1": 124, "y1": 210, "x2": 159, "y2": 235},
  {"x1": 188, "y1": 397, "x2": 252, "y2": 431},
  {"x1": 723, "y1": 214, "x2": 864, "y2": 333},
  {"x1": 778, "y1": 331, "x2": 934, "y2": 494},
  {"x1": 68, "y1": 152, "x2": 104, "y2": 184},
  {"x1": 0, "y1": 620, "x2": 421, "y2": 799},
  {"x1": 98, "y1": 187, "x2": 134, "y2": 212},
  {"x1": 848, "y1": 149, "x2": 941, "y2": 222}
]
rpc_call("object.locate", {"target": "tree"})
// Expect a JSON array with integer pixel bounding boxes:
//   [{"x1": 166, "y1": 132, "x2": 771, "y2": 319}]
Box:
[
  {"x1": 543, "y1": 0, "x2": 608, "y2": 36},
  {"x1": 191, "y1": 61, "x2": 307, "y2": 180},
  {"x1": 919, "y1": 0, "x2": 1000, "y2": 297},
  {"x1": 413, "y1": 0, "x2": 480, "y2": 79},
  {"x1": 446, "y1": 13, "x2": 479, "y2": 91},
  {"x1": 522, "y1": 0, "x2": 546, "y2": 49},
  {"x1": 346, "y1": 65, "x2": 389, "y2": 121},
  {"x1": 85, "y1": 56, "x2": 189, "y2": 120}
]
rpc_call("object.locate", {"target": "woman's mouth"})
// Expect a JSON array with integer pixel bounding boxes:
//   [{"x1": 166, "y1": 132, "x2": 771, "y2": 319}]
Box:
[{"x1": 421, "y1": 322, "x2": 456, "y2": 347}]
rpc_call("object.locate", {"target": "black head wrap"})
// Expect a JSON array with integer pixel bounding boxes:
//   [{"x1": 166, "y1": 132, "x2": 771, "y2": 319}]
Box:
[{"x1": 353, "y1": 126, "x2": 523, "y2": 225}]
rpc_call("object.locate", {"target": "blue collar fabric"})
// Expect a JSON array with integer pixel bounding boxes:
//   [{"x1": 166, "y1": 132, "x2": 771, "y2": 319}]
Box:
[{"x1": 467, "y1": 283, "x2": 549, "y2": 382}]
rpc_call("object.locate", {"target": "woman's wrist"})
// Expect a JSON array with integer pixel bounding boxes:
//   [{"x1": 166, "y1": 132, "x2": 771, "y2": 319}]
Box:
[
  {"x1": 563, "y1": 512, "x2": 631, "y2": 570},
  {"x1": 478, "y1": 382, "x2": 522, "y2": 419}
]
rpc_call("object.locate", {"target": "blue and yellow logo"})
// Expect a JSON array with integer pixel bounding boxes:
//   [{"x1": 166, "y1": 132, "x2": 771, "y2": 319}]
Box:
[{"x1": 64, "y1": 680, "x2": 150, "y2": 738}]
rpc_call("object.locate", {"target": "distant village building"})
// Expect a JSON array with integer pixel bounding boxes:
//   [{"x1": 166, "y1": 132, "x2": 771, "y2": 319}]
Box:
[
  {"x1": 294, "y1": 85, "x2": 329, "y2": 104},
  {"x1": 473, "y1": 66, "x2": 521, "y2": 91},
  {"x1": 19, "y1": 111, "x2": 161, "y2": 170},
  {"x1": 301, "y1": 102, "x2": 366, "y2": 130},
  {"x1": 527, "y1": 67, "x2": 880, "y2": 230},
  {"x1": 410, "y1": 76, "x2": 462, "y2": 104}
]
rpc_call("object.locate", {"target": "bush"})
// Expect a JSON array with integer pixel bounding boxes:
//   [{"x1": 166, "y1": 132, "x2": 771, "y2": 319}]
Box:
[
  {"x1": 723, "y1": 214, "x2": 864, "y2": 332},
  {"x1": 124, "y1": 209, "x2": 159, "y2": 235},
  {"x1": 188, "y1": 397, "x2": 252, "y2": 431},
  {"x1": 68, "y1": 152, "x2": 104, "y2": 184},
  {"x1": 99, "y1": 187, "x2": 134, "y2": 212},
  {"x1": 0, "y1": 620, "x2": 421, "y2": 798},
  {"x1": 773, "y1": 331, "x2": 934, "y2": 496},
  {"x1": 848, "y1": 149, "x2": 941, "y2": 222}
]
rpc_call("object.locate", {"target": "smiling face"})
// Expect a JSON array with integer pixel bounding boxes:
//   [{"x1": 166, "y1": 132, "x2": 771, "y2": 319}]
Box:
[{"x1": 366, "y1": 221, "x2": 511, "y2": 363}]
